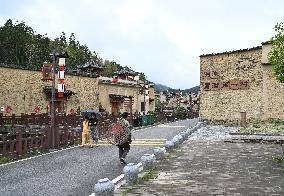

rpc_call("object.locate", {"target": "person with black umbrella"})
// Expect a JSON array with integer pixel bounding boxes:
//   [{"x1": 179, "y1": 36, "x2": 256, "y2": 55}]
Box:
[
  {"x1": 113, "y1": 112, "x2": 133, "y2": 164},
  {"x1": 80, "y1": 115, "x2": 94, "y2": 147},
  {"x1": 89, "y1": 113, "x2": 99, "y2": 147}
]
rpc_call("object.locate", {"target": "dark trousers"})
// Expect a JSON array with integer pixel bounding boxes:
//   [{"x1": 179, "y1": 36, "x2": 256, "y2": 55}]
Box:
[{"x1": 118, "y1": 142, "x2": 130, "y2": 159}]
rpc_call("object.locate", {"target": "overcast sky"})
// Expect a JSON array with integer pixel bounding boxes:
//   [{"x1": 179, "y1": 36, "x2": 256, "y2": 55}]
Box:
[{"x1": 1, "y1": 0, "x2": 284, "y2": 89}]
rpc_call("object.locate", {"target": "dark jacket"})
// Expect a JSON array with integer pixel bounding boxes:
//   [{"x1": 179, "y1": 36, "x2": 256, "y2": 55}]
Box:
[{"x1": 89, "y1": 117, "x2": 98, "y2": 127}]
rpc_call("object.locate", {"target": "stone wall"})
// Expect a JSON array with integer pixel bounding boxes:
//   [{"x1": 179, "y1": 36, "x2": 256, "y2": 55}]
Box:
[
  {"x1": 200, "y1": 44, "x2": 284, "y2": 122},
  {"x1": 200, "y1": 48, "x2": 264, "y2": 122},
  {"x1": 262, "y1": 65, "x2": 284, "y2": 119},
  {"x1": 149, "y1": 86, "x2": 155, "y2": 112},
  {"x1": 0, "y1": 66, "x2": 156, "y2": 116},
  {"x1": 0, "y1": 67, "x2": 48, "y2": 114},
  {"x1": 64, "y1": 75, "x2": 99, "y2": 112},
  {"x1": 0, "y1": 67, "x2": 99, "y2": 115},
  {"x1": 98, "y1": 82, "x2": 139, "y2": 114}
]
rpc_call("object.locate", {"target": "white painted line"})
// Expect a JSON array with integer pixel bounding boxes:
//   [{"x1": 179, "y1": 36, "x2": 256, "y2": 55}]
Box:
[
  {"x1": 112, "y1": 174, "x2": 125, "y2": 184},
  {"x1": 0, "y1": 145, "x2": 80, "y2": 167}
]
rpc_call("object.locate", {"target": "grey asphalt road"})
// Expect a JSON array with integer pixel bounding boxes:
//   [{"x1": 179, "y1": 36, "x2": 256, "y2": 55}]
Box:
[{"x1": 0, "y1": 118, "x2": 198, "y2": 196}]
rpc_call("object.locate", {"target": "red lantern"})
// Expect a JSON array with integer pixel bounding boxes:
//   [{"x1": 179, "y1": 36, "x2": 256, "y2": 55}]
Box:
[
  {"x1": 34, "y1": 106, "x2": 41, "y2": 113},
  {"x1": 70, "y1": 108, "x2": 76, "y2": 114},
  {"x1": 58, "y1": 92, "x2": 64, "y2": 98},
  {"x1": 112, "y1": 76, "x2": 118, "y2": 83},
  {"x1": 5, "y1": 106, "x2": 12, "y2": 113}
]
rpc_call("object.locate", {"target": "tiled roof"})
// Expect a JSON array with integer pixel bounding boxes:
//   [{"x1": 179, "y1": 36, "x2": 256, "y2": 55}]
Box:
[
  {"x1": 77, "y1": 60, "x2": 103, "y2": 69},
  {"x1": 261, "y1": 40, "x2": 272, "y2": 45},
  {"x1": 0, "y1": 64, "x2": 100, "y2": 78},
  {"x1": 0, "y1": 64, "x2": 41, "y2": 71},
  {"x1": 200, "y1": 46, "x2": 262, "y2": 57},
  {"x1": 114, "y1": 66, "x2": 138, "y2": 76}
]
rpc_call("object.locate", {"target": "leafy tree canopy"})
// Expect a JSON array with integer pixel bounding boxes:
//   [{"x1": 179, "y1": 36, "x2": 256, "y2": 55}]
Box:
[
  {"x1": 268, "y1": 22, "x2": 284, "y2": 83},
  {"x1": 0, "y1": 19, "x2": 145, "y2": 78}
]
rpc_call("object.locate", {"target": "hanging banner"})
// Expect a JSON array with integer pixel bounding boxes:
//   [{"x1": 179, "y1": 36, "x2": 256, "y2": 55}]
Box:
[
  {"x1": 58, "y1": 71, "x2": 65, "y2": 79},
  {"x1": 58, "y1": 84, "x2": 65, "y2": 92},
  {"x1": 41, "y1": 63, "x2": 52, "y2": 80},
  {"x1": 58, "y1": 58, "x2": 66, "y2": 65}
]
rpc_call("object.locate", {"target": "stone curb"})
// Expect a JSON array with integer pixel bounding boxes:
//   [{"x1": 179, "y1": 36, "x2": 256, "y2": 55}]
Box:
[
  {"x1": 90, "y1": 120, "x2": 205, "y2": 196},
  {"x1": 225, "y1": 134, "x2": 284, "y2": 144}
]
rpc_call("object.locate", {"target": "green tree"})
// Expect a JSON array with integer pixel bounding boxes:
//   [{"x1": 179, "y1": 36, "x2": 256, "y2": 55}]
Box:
[
  {"x1": 0, "y1": 19, "x2": 149, "y2": 80},
  {"x1": 268, "y1": 22, "x2": 284, "y2": 82},
  {"x1": 155, "y1": 96, "x2": 161, "y2": 109},
  {"x1": 92, "y1": 51, "x2": 103, "y2": 66},
  {"x1": 173, "y1": 106, "x2": 187, "y2": 120},
  {"x1": 50, "y1": 32, "x2": 67, "y2": 53},
  {"x1": 0, "y1": 19, "x2": 52, "y2": 69},
  {"x1": 139, "y1": 72, "x2": 147, "y2": 81},
  {"x1": 27, "y1": 33, "x2": 51, "y2": 69},
  {"x1": 0, "y1": 19, "x2": 34, "y2": 67},
  {"x1": 65, "y1": 33, "x2": 92, "y2": 69},
  {"x1": 102, "y1": 60, "x2": 121, "y2": 77}
]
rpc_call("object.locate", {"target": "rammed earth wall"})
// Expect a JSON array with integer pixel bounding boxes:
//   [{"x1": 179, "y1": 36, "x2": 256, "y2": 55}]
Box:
[{"x1": 200, "y1": 43, "x2": 284, "y2": 122}]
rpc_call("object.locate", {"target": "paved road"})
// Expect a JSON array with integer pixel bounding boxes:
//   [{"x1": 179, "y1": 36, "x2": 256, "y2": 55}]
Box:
[{"x1": 0, "y1": 118, "x2": 198, "y2": 196}]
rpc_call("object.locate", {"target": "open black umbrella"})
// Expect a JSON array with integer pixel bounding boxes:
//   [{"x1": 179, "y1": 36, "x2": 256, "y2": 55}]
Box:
[{"x1": 81, "y1": 109, "x2": 102, "y2": 119}]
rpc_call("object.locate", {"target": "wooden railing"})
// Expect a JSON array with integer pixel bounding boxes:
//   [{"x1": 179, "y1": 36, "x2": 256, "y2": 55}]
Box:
[
  {"x1": 0, "y1": 126, "x2": 82, "y2": 157},
  {"x1": 0, "y1": 111, "x2": 186, "y2": 158},
  {"x1": 0, "y1": 113, "x2": 82, "y2": 127}
]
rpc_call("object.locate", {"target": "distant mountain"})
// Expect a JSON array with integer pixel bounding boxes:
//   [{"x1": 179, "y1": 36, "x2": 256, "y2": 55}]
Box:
[
  {"x1": 154, "y1": 83, "x2": 200, "y2": 94},
  {"x1": 154, "y1": 83, "x2": 172, "y2": 93},
  {"x1": 184, "y1": 86, "x2": 200, "y2": 94}
]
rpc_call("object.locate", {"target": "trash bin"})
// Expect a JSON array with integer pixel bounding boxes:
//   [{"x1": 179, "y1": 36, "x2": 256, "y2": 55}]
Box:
[
  {"x1": 142, "y1": 115, "x2": 148, "y2": 126},
  {"x1": 148, "y1": 114, "x2": 154, "y2": 125},
  {"x1": 151, "y1": 114, "x2": 155, "y2": 124},
  {"x1": 146, "y1": 114, "x2": 150, "y2": 125}
]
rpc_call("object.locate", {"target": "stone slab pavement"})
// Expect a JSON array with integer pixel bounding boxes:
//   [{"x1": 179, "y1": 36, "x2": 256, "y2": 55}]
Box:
[{"x1": 116, "y1": 140, "x2": 284, "y2": 195}]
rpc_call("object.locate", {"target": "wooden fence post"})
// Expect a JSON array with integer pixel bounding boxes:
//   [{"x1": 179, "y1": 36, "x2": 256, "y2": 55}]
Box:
[
  {"x1": 240, "y1": 112, "x2": 247, "y2": 127},
  {"x1": 0, "y1": 113, "x2": 3, "y2": 125},
  {"x1": 12, "y1": 114, "x2": 16, "y2": 126},
  {"x1": 54, "y1": 127, "x2": 60, "y2": 149},
  {"x1": 1, "y1": 134, "x2": 7, "y2": 155},
  {"x1": 44, "y1": 127, "x2": 51, "y2": 149},
  {"x1": 16, "y1": 130, "x2": 23, "y2": 156}
]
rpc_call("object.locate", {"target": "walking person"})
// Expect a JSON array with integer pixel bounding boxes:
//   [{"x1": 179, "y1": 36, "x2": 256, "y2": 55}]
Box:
[
  {"x1": 80, "y1": 115, "x2": 94, "y2": 147},
  {"x1": 89, "y1": 113, "x2": 99, "y2": 147},
  {"x1": 116, "y1": 112, "x2": 133, "y2": 164}
]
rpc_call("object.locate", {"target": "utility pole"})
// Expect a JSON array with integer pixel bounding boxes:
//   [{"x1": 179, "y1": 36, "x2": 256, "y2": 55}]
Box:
[
  {"x1": 143, "y1": 80, "x2": 146, "y2": 115},
  {"x1": 50, "y1": 50, "x2": 56, "y2": 149}
]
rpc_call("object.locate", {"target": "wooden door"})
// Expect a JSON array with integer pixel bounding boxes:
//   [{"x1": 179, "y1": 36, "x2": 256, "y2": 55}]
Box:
[{"x1": 111, "y1": 102, "x2": 119, "y2": 115}]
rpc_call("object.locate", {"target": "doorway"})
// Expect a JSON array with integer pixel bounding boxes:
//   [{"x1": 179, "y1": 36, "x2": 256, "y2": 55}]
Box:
[{"x1": 111, "y1": 102, "x2": 120, "y2": 115}]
